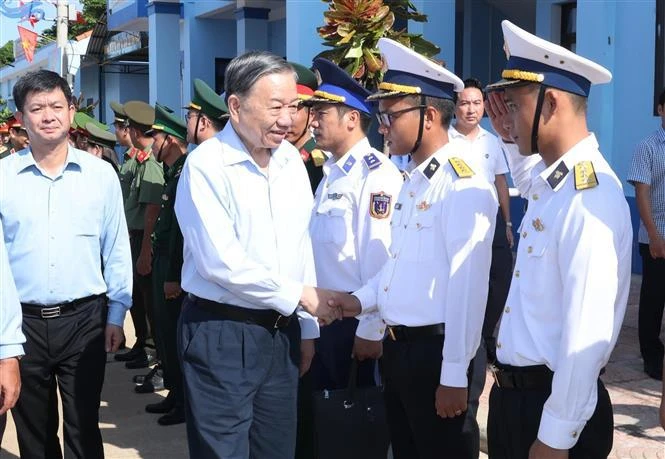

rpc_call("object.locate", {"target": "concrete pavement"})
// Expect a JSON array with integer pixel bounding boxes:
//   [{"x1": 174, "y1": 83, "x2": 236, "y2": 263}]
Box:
[{"x1": 1, "y1": 274, "x2": 663, "y2": 458}]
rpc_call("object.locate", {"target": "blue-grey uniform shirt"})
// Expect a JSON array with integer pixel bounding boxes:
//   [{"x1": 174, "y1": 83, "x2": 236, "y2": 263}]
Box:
[{"x1": 0, "y1": 221, "x2": 25, "y2": 359}]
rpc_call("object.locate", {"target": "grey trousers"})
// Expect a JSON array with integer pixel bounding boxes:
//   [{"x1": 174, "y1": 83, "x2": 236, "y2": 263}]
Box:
[{"x1": 178, "y1": 295, "x2": 300, "y2": 459}]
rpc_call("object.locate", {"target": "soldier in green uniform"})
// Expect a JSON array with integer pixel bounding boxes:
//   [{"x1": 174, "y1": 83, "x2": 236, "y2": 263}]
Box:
[
  {"x1": 286, "y1": 63, "x2": 325, "y2": 192},
  {"x1": 112, "y1": 101, "x2": 139, "y2": 201},
  {"x1": 114, "y1": 101, "x2": 164, "y2": 369},
  {"x1": 140, "y1": 103, "x2": 188, "y2": 425},
  {"x1": 84, "y1": 122, "x2": 120, "y2": 173},
  {"x1": 184, "y1": 78, "x2": 228, "y2": 145}
]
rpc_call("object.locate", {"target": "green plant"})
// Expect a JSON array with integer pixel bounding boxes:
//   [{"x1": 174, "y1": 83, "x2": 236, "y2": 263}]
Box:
[{"x1": 316, "y1": 0, "x2": 441, "y2": 89}]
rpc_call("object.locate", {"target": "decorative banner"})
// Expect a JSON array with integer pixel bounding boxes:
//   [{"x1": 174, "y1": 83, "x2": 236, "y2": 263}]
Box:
[
  {"x1": 17, "y1": 25, "x2": 38, "y2": 63},
  {"x1": 0, "y1": 1, "x2": 46, "y2": 27}
]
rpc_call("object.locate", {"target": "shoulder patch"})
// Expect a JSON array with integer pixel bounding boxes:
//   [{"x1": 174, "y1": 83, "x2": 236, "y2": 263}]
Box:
[
  {"x1": 369, "y1": 192, "x2": 392, "y2": 219},
  {"x1": 363, "y1": 152, "x2": 382, "y2": 170},
  {"x1": 574, "y1": 161, "x2": 598, "y2": 190},
  {"x1": 311, "y1": 149, "x2": 327, "y2": 167},
  {"x1": 448, "y1": 157, "x2": 474, "y2": 178}
]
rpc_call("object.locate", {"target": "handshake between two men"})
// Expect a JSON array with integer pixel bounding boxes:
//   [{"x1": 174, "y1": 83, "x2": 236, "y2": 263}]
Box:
[{"x1": 299, "y1": 286, "x2": 364, "y2": 325}]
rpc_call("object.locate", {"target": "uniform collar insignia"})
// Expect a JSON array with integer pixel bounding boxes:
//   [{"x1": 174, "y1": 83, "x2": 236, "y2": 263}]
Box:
[
  {"x1": 424, "y1": 157, "x2": 440, "y2": 179},
  {"x1": 546, "y1": 161, "x2": 569, "y2": 189},
  {"x1": 342, "y1": 155, "x2": 356, "y2": 173}
]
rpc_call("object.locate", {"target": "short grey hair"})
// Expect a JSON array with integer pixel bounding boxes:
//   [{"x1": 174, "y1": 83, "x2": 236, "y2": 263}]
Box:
[{"x1": 224, "y1": 51, "x2": 296, "y2": 100}]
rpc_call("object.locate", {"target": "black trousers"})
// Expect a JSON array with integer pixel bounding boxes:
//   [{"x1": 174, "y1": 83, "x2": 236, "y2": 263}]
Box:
[
  {"x1": 638, "y1": 243, "x2": 665, "y2": 367},
  {"x1": 130, "y1": 231, "x2": 153, "y2": 347},
  {"x1": 381, "y1": 335, "x2": 479, "y2": 459},
  {"x1": 12, "y1": 297, "x2": 108, "y2": 459},
  {"x1": 488, "y1": 378, "x2": 613, "y2": 458},
  {"x1": 151, "y1": 252, "x2": 184, "y2": 403}
]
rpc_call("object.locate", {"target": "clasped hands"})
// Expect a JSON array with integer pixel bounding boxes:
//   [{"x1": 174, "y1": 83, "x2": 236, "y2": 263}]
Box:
[{"x1": 299, "y1": 286, "x2": 362, "y2": 325}]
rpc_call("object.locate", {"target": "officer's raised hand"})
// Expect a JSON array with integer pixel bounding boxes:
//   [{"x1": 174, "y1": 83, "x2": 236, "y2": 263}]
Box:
[
  {"x1": 435, "y1": 385, "x2": 467, "y2": 419},
  {"x1": 486, "y1": 91, "x2": 513, "y2": 143}
]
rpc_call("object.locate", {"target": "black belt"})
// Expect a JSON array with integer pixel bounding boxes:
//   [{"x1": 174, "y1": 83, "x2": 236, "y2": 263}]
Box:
[
  {"x1": 491, "y1": 363, "x2": 606, "y2": 390},
  {"x1": 21, "y1": 294, "x2": 105, "y2": 319},
  {"x1": 386, "y1": 323, "x2": 445, "y2": 342},
  {"x1": 490, "y1": 364, "x2": 553, "y2": 390},
  {"x1": 190, "y1": 294, "x2": 293, "y2": 330}
]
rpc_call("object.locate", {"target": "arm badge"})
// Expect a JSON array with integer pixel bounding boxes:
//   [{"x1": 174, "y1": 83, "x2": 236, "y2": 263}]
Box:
[{"x1": 369, "y1": 192, "x2": 392, "y2": 219}]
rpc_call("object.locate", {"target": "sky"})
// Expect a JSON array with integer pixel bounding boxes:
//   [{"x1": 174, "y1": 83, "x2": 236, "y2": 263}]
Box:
[{"x1": 0, "y1": 0, "x2": 83, "y2": 45}]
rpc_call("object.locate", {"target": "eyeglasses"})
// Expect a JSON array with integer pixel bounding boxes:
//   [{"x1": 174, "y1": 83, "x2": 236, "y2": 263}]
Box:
[
  {"x1": 185, "y1": 112, "x2": 201, "y2": 121},
  {"x1": 376, "y1": 105, "x2": 426, "y2": 127}
]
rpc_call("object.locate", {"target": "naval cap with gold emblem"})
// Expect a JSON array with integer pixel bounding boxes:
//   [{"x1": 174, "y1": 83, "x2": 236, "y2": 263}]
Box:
[
  {"x1": 185, "y1": 79, "x2": 229, "y2": 120},
  {"x1": 289, "y1": 62, "x2": 318, "y2": 100},
  {"x1": 85, "y1": 122, "x2": 117, "y2": 149},
  {"x1": 486, "y1": 20, "x2": 612, "y2": 97},
  {"x1": 304, "y1": 58, "x2": 372, "y2": 114},
  {"x1": 123, "y1": 100, "x2": 155, "y2": 130},
  {"x1": 146, "y1": 103, "x2": 187, "y2": 142},
  {"x1": 368, "y1": 38, "x2": 463, "y2": 101}
]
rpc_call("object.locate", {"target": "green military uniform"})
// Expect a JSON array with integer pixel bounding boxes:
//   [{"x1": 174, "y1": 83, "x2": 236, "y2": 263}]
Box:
[
  {"x1": 290, "y1": 62, "x2": 324, "y2": 193},
  {"x1": 85, "y1": 122, "x2": 120, "y2": 173},
  {"x1": 122, "y1": 101, "x2": 163, "y2": 359},
  {"x1": 145, "y1": 104, "x2": 188, "y2": 422},
  {"x1": 0, "y1": 144, "x2": 10, "y2": 160},
  {"x1": 112, "y1": 101, "x2": 139, "y2": 201},
  {"x1": 184, "y1": 78, "x2": 229, "y2": 145}
]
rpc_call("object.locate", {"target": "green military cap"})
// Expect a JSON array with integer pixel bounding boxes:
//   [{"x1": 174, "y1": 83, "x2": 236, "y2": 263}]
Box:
[
  {"x1": 185, "y1": 79, "x2": 229, "y2": 120},
  {"x1": 147, "y1": 103, "x2": 187, "y2": 141},
  {"x1": 110, "y1": 101, "x2": 128, "y2": 124},
  {"x1": 85, "y1": 122, "x2": 117, "y2": 149},
  {"x1": 290, "y1": 62, "x2": 318, "y2": 100},
  {"x1": 73, "y1": 112, "x2": 108, "y2": 133},
  {"x1": 123, "y1": 101, "x2": 155, "y2": 128}
]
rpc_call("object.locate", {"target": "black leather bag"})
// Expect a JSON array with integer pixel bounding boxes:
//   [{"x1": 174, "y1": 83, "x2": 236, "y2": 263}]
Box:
[{"x1": 311, "y1": 360, "x2": 390, "y2": 459}]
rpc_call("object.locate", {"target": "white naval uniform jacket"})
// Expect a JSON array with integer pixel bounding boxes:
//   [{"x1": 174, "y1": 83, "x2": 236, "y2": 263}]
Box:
[
  {"x1": 310, "y1": 138, "x2": 403, "y2": 340},
  {"x1": 496, "y1": 134, "x2": 633, "y2": 449},
  {"x1": 354, "y1": 142, "x2": 498, "y2": 387},
  {"x1": 174, "y1": 122, "x2": 319, "y2": 339}
]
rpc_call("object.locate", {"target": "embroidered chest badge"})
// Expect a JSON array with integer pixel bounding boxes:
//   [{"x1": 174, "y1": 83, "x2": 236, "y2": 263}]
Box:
[{"x1": 370, "y1": 192, "x2": 392, "y2": 219}]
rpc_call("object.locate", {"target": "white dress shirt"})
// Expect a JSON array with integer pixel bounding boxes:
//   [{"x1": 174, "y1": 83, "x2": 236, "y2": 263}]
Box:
[
  {"x1": 310, "y1": 138, "x2": 403, "y2": 340},
  {"x1": 496, "y1": 134, "x2": 632, "y2": 449},
  {"x1": 354, "y1": 142, "x2": 497, "y2": 387},
  {"x1": 175, "y1": 123, "x2": 319, "y2": 338},
  {"x1": 449, "y1": 124, "x2": 509, "y2": 184}
]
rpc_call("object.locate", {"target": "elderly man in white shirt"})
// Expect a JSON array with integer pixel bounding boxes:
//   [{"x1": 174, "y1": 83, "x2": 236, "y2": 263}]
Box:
[{"x1": 175, "y1": 51, "x2": 339, "y2": 459}]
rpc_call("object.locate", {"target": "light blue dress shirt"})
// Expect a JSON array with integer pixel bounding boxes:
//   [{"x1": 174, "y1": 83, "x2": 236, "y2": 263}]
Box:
[
  {"x1": 0, "y1": 147, "x2": 132, "y2": 326},
  {"x1": 0, "y1": 221, "x2": 25, "y2": 359}
]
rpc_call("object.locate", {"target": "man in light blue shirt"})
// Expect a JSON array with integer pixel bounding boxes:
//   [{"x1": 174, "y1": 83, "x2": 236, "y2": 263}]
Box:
[
  {"x1": 0, "y1": 221, "x2": 26, "y2": 442},
  {"x1": 0, "y1": 70, "x2": 132, "y2": 458}
]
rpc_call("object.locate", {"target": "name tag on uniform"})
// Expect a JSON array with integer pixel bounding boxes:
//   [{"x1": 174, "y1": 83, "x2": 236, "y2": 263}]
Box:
[{"x1": 328, "y1": 193, "x2": 343, "y2": 200}]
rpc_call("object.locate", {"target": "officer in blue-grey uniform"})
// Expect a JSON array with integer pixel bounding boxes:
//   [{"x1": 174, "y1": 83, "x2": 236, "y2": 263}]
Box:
[
  {"x1": 304, "y1": 58, "x2": 403, "y2": 393},
  {"x1": 484, "y1": 20, "x2": 633, "y2": 458},
  {"x1": 335, "y1": 38, "x2": 497, "y2": 458}
]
